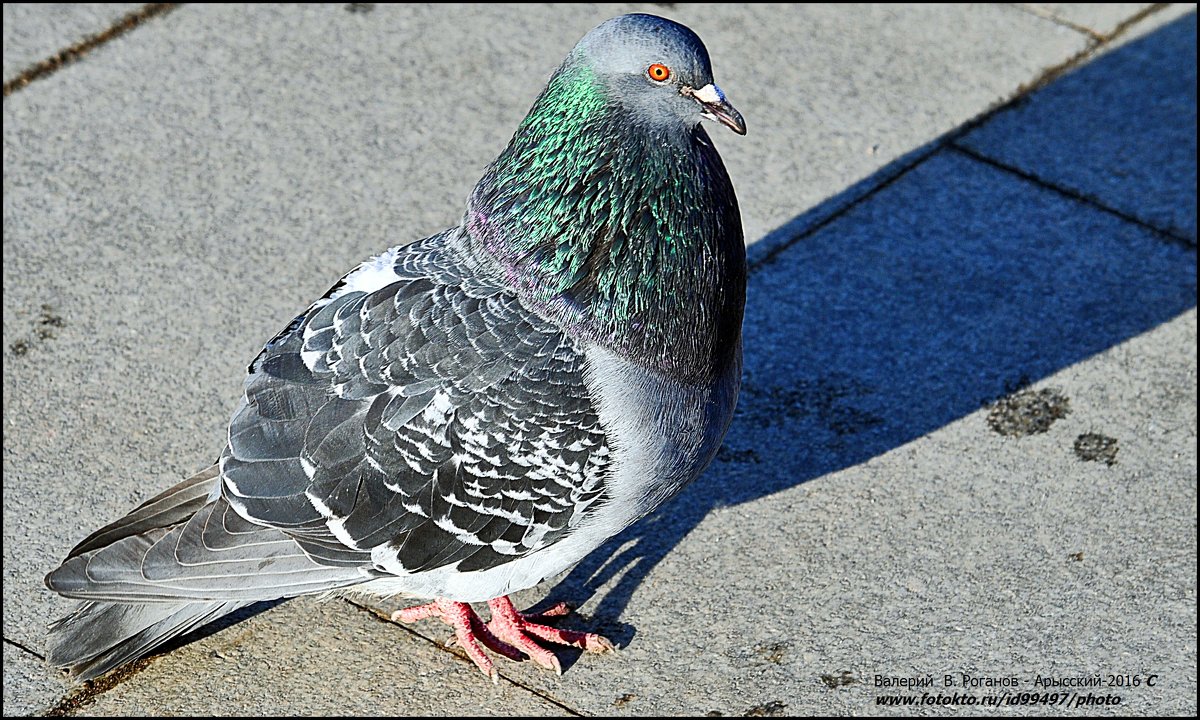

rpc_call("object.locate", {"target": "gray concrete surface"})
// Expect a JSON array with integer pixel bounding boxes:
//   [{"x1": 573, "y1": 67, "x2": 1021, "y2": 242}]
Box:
[{"x1": 3, "y1": 3, "x2": 1195, "y2": 716}]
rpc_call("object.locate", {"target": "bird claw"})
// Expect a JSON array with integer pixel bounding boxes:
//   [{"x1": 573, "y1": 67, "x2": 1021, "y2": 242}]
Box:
[
  {"x1": 389, "y1": 595, "x2": 614, "y2": 679},
  {"x1": 485, "y1": 596, "x2": 616, "y2": 668},
  {"x1": 520, "y1": 600, "x2": 575, "y2": 623},
  {"x1": 390, "y1": 601, "x2": 438, "y2": 624}
]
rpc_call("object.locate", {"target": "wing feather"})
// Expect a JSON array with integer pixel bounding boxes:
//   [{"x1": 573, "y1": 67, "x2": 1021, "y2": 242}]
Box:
[{"x1": 227, "y1": 230, "x2": 612, "y2": 576}]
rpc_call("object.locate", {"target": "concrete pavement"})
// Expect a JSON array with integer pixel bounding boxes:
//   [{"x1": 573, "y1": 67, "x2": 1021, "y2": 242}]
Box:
[{"x1": 4, "y1": 4, "x2": 1195, "y2": 716}]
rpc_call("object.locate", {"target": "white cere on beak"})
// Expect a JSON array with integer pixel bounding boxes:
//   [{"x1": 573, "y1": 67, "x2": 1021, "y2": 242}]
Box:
[{"x1": 692, "y1": 83, "x2": 727, "y2": 105}]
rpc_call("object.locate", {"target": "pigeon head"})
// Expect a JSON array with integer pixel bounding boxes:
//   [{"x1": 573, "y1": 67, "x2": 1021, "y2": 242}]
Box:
[
  {"x1": 466, "y1": 14, "x2": 746, "y2": 382},
  {"x1": 566, "y1": 14, "x2": 746, "y2": 136}
]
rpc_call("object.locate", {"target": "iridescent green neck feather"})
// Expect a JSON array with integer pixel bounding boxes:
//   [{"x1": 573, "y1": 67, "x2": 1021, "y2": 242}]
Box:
[{"x1": 464, "y1": 63, "x2": 745, "y2": 383}]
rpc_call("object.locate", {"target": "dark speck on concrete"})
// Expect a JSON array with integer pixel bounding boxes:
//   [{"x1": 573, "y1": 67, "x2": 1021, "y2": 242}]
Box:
[
  {"x1": 717, "y1": 446, "x2": 762, "y2": 464},
  {"x1": 987, "y1": 387, "x2": 1071, "y2": 436},
  {"x1": 821, "y1": 670, "x2": 858, "y2": 688},
  {"x1": 754, "y1": 641, "x2": 787, "y2": 664},
  {"x1": 743, "y1": 700, "x2": 788, "y2": 716},
  {"x1": 39, "y1": 304, "x2": 67, "y2": 328},
  {"x1": 345, "y1": 3, "x2": 374, "y2": 12},
  {"x1": 36, "y1": 305, "x2": 67, "y2": 340},
  {"x1": 8, "y1": 305, "x2": 68, "y2": 355},
  {"x1": 613, "y1": 693, "x2": 636, "y2": 708},
  {"x1": 741, "y1": 376, "x2": 884, "y2": 436},
  {"x1": 1068, "y1": 551, "x2": 1085, "y2": 562},
  {"x1": 1074, "y1": 432, "x2": 1119, "y2": 465}
]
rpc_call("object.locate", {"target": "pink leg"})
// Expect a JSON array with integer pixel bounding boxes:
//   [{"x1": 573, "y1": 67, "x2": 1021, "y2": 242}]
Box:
[
  {"x1": 486, "y1": 596, "x2": 615, "y2": 675},
  {"x1": 391, "y1": 598, "x2": 522, "y2": 683},
  {"x1": 390, "y1": 595, "x2": 615, "y2": 679}
]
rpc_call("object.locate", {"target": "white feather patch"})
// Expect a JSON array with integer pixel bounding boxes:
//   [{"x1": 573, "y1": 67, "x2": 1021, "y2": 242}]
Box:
[
  {"x1": 330, "y1": 246, "x2": 403, "y2": 300},
  {"x1": 306, "y1": 491, "x2": 361, "y2": 549}
]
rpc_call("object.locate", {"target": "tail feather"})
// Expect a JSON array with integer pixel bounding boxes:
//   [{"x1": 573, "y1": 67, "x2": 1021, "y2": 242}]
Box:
[
  {"x1": 46, "y1": 599, "x2": 250, "y2": 681},
  {"x1": 46, "y1": 496, "x2": 369, "y2": 602},
  {"x1": 44, "y1": 464, "x2": 376, "y2": 681},
  {"x1": 68, "y1": 465, "x2": 220, "y2": 558}
]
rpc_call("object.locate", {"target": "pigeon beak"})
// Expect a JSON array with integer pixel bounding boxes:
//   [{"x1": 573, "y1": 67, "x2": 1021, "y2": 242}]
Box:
[{"x1": 685, "y1": 83, "x2": 747, "y2": 136}]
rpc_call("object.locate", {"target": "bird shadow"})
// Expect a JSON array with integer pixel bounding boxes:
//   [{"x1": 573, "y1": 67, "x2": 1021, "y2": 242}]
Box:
[
  {"x1": 545, "y1": 12, "x2": 1198, "y2": 651},
  {"x1": 153, "y1": 599, "x2": 288, "y2": 656}
]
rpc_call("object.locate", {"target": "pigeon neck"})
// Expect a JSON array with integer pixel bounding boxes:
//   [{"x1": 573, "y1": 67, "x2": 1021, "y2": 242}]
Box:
[{"x1": 464, "y1": 63, "x2": 745, "y2": 383}]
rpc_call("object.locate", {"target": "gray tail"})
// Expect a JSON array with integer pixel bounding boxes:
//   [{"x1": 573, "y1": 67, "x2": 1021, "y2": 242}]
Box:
[
  {"x1": 46, "y1": 599, "x2": 250, "y2": 682},
  {"x1": 44, "y1": 465, "x2": 369, "y2": 681}
]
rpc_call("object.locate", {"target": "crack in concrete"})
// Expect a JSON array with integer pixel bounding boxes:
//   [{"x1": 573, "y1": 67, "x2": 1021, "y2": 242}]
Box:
[
  {"x1": 1010, "y1": 3, "x2": 1170, "y2": 98},
  {"x1": 1012, "y1": 3, "x2": 1109, "y2": 42},
  {"x1": 1098, "y1": 3, "x2": 1172, "y2": 43},
  {"x1": 2, "y1": 3, "x2": 180, "y2": 97},
  {"x1": 346, "y1": 599, "x2": 587, "y2": 716},
  {"x1": 44, "y1": 658, "x2": 156, "y2": 717},
  {"x1": 4, "y1": 635, "x2": 46, "y2": 661},
  {"x1": 1013, "y1": 3, "x2": 1170, "y2": 45}
]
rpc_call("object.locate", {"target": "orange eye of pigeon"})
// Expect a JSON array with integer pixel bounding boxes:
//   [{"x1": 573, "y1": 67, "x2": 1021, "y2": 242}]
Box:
[{"x1": 647, "y1": 63, "x2": 671, "y2": 82}]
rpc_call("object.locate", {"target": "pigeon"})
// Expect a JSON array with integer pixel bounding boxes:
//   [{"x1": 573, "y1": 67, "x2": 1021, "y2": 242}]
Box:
[{"x1": 45, "y1": 12, "x2": 747, "y2": 683}]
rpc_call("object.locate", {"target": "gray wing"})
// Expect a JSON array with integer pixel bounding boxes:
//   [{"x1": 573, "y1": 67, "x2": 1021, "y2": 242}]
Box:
[{"x1": 223, "y1": 230, "x2": 611, "y2": 576}]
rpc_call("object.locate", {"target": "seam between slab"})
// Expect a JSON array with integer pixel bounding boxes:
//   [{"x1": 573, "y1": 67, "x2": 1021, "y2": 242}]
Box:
[
  {"x1": 1010, "y1": 3, "x2": 1107, "y2": 42},
  {"x1": 4, "y1": 635, "x2": 46, "y2": 661},
  {"x1": 749, "y1": 2, "x2": 1178, "y2": 272},
  {"x1": 347, "y1": 599, "x2": 588, "y2": 716},
  {"x1": 39, "y1": 600, "x2": 591, "y2": 716},
  {"x1": 1011, "y1": 3, "x2": 1170, "y2": 43},
  {"x1": 44, "y1": 658, "x2": 157, "y2": 717},
  {"x1": 2, "y1": 3, "x2": 180, "y2": 97},
  {"x1": 747, "y1": 148, "x2": 932, "y2": 272},
  {"x1": 949, "y1": 143, "x2": 1196, "y2": 248}
]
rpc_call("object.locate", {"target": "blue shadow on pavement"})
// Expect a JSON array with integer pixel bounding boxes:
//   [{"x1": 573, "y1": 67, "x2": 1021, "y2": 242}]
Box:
[
  {"x1": 547, "y1": 12, "x2": 1198, "y2": 654},
  {"x1": 960, "y1": 11, "x2": 1197, "y2": 244}
]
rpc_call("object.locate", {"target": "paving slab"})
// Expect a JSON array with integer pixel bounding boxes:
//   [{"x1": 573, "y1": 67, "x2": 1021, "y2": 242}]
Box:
[
  {"x1": 2, "y1": 3, "x2": 143, "y2": 81},
  {"x1": 2, "y1": 2, "x2": 1192, "y2": 716},
  {"x1": 960, "y1": 7, "x2": 1197, "y2": 243},
  {"x1": 359, "y1": 150, "x2": 1197, "y2": 715}
]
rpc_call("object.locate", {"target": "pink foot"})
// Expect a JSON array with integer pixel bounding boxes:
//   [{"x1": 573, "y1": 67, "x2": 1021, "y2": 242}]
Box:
[
  {"x1": 485, "y1": 596, "x2": 614, "y2": 675},
  {"x1": 390, "y1": 596, "x2": 614, "y2": 680}
]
